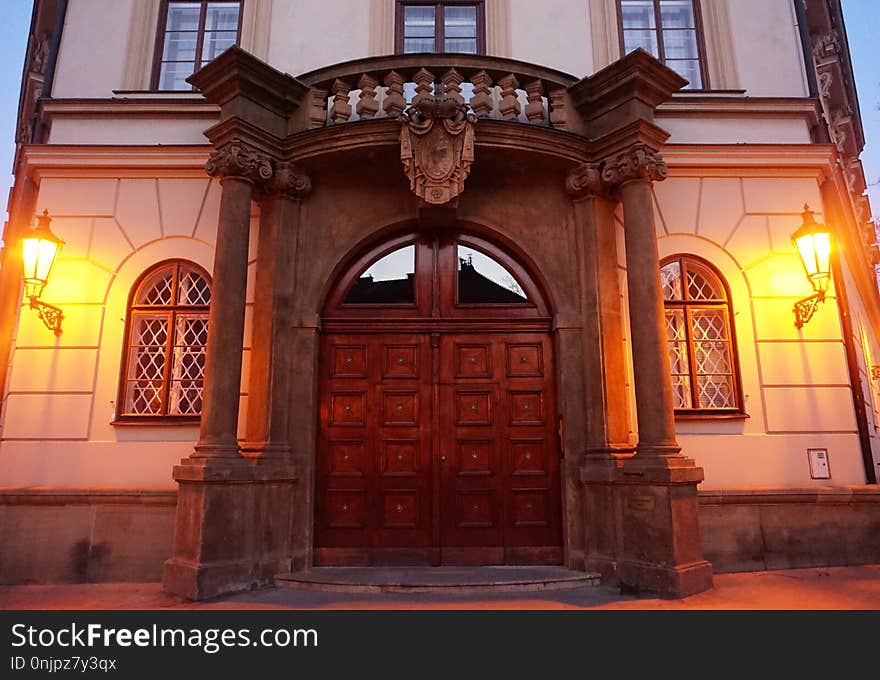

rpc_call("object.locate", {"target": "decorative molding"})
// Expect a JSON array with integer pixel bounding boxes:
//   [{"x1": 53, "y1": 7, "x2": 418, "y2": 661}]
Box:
[
  {"x1": 601, "y1": 144, "x2": 668, "y2": 190},
  {"x1": 400, "y1": 95, "x2": 476, "y2": 205},
  {"x1": 699, "y1": 0, "x2": 740, "y2": 90},
  {"x1": 486, "y1": 0, "x2": 511, "y2": 58},
  {"x1": 369, "y1": 0, "x2": 395, "y2": 55},
  {"x1": 205, "y1": 140, "x2": 274, "y2": 184},
  {"x1": 120, "y1": 0, "x2": 161, "y2": 90},
  {"x1": 589, "y1": 0, "x2": 621, "y2": 71}
]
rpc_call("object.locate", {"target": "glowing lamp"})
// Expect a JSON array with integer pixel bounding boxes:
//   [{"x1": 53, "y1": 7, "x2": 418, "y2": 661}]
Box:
[
  {"x1": 792, "y1": 204, "x2": 832, "y2": 329},
  {"x1": 21, "y1": 210, "x2": 64, "y2": 335}
]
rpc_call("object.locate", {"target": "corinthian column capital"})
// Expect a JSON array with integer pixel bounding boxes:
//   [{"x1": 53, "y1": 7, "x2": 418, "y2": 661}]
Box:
[
  {"x1": 601, "y1": 144, "x2": 668, "y2": 191},
  {"x1": 263, "y1": 161, "x2": 312, "y2": 199},
  {"x1": 205, "y1": 140, "x2": 274, "y2": 185},
  {"x1": 565, "y1": 162, "x2": 606, "y2": 199}
]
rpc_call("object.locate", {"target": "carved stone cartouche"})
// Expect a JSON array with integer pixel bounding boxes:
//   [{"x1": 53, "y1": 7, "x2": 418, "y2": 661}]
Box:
[{"x1": 400, "y1": 94, "x2": 476, "y2": 205}]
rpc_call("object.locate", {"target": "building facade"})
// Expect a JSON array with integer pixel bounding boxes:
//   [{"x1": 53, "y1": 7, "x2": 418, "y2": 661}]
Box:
[{"x1": 1, "y1": 0, "x2": 878, "y2": 599}]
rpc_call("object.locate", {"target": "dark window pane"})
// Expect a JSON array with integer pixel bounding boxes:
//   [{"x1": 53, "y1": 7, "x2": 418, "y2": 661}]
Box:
[
  {"x1": 202, "y1": 30, "x2": 237, "y2": 60},
  {"x1": 404, "y1": 38, "x2": 436, "y2": 53},
  {"x1": 166, "y1": 3, "x2": 201, "y2": 31},
  {"x1": 623, "y1": 29, "x2": 659, "y2": 56},
  {"x1": 667, "y1": 59, "x2": 702, "y2": 88},
  {"x1": 445, "y1": 38, "x2": 477, "y2": 53},
  {"x1": 663, "y1": 29, "x2": 699, "y2": 59},
  {"x1": 345, "y1": 245, "x2": 416, "y2": 304},
  {"x1": 159, "y1": 61, "x2": 195, "y2": 90},
  {"x1": 163, "y1": 31, "x2": 198, "y2": 61},
  {"x1": 660, "y1": 0, "x2": 695, "y2": 29},
  {"x1": 457, "y1": 246, "x2": 528, "y2": 304},
  {"x1": 621, "y1": 1, "x2": 656, "y2": 29},
  {"x1": 404, "y1": 5, "x2": 436, "y2": 37},
  {"x1": 206, "y1": 2, "x2": 240, "y2": 31},
  {"x1": 445, "y1": 5, "x2": 477, "y2": 37}
]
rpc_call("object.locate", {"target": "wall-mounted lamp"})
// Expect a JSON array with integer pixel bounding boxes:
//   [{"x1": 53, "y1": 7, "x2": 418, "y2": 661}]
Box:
[
  {"x1": 792, "y1": 204, "x2": 832, "y2": 329},
  {"x1": 21, "y1": 210, "x2": 64, "y2": 336}
]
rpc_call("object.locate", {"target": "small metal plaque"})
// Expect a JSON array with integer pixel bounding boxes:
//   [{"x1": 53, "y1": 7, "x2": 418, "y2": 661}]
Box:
[{"x1": 628, "y1": 495, "x2": 655, "y2": 512}]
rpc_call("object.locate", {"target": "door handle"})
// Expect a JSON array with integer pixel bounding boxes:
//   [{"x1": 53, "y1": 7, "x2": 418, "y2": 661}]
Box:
[{"x1": 440, "y1": 455, "x2": 447, "y2": 463}]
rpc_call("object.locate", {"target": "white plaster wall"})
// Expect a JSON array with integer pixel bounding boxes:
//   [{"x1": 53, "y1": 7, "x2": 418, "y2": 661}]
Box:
[
  {"x1": 725, "y1": 0, "x2": 809, "y2": 97},
  {"x1": 267, "y1": 0, "x2": 372, "y2": 75},
  {"x1": 52, "y1": 0, "x2": 134, "y2": 97},
  {"x1": 0, "y1": 175, "x2": 257, "y2": 489},
  {"x1": 509, "y1": 0, "x2": 593, "y2": 76},
  {"x1": 652, "y1": 173, "x2": 867, "y2": 486},
  {"x1": 48, "y1": 118, "x2": 215, "y2": 146},
  {"x1": 657, "y1": 117, "x2": 813, "y2": 145}
]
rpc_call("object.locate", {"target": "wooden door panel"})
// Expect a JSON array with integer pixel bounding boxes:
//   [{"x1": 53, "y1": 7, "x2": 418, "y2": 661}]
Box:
[
  {"x1": 317, "y1": 330, "x2": 561, "y2": 565},
  {"x1": 316, "y1": 334, "x2": 432, "y2": 563}
]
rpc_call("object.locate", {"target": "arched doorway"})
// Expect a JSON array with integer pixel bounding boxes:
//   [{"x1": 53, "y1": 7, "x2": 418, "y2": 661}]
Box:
[{"x1": 315, "y1": 229, "x2": 562, "y2": 566}]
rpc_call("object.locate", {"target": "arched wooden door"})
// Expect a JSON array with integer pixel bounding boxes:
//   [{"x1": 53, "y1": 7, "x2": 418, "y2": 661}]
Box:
[{"x1": 315, "y1": 230, "x2": 562, "y2": 566}]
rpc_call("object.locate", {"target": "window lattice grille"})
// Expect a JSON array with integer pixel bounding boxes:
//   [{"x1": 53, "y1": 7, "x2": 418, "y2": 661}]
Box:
[
  {"x1": 661, "y1": 256, "x2": 739, "y2": 412},
  {"x1": 121, "y1": 262, "x2": 211, "y2": 418}
]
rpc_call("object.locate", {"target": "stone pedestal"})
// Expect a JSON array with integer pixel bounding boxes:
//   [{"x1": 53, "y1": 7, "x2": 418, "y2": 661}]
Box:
[{"x1": 163, "y1": 463, "x2": 296, "y2": 600}]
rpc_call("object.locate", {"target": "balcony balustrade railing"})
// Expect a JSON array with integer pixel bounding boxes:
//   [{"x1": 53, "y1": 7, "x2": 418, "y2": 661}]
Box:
[{"x1": 297, "y1": 54, "x2": 578, "y2": 131}]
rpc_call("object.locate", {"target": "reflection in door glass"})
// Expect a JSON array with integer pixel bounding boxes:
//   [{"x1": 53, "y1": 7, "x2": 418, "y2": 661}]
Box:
[
  {"x1": 457, "y1": 245, "x2": 528, "y2": 304},
  {"x1": 345, "y1": 245, "x2": 416, "y2": 304}
]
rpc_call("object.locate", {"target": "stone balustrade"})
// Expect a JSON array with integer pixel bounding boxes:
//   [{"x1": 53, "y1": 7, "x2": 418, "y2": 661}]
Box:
[{"x1": 297, "y1": 54, "x2": 578, "y2": 131}]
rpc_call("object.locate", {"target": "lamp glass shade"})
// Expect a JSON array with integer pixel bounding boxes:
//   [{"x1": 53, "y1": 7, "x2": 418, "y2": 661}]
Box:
[
  {"x1": 792, "y1": 206, "x2": 832, "y2": 294},
  {"x1": 21, "y1": 211, "x2": 63, "y2": 299}
]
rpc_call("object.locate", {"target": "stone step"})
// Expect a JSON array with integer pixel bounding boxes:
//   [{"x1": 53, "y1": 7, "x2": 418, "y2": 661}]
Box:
[{"x1": 275, "y1": 566, "x2": 601, "y2": 594}]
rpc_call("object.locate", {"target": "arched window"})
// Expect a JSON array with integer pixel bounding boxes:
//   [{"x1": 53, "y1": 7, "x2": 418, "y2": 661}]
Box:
[
  {"x1": 117, "y1": 260, "x2": 211, "y2": 420},
  {"x1": 661, "y1": 255, "x2": 742, "y2": 414}
]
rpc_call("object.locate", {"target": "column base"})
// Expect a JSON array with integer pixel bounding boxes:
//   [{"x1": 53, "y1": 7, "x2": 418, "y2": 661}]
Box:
[
  {"x1": 580, "y1": 455, "x2": 714, "y2": 599},
  {"x1": 164, "y1": 556, "x2": 293, "y2": 601},
  {"x1": 617, "y1": 559, "x2": 714, "y2": 599},
  {"x1": 163, "y1": 459, "x2": 297, "y2": 601}
]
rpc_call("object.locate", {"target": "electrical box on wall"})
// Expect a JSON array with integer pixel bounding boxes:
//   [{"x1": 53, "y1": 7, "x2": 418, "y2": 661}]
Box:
[{"x1": 807, "y1": 448, "x2": 831, "y2": 480}]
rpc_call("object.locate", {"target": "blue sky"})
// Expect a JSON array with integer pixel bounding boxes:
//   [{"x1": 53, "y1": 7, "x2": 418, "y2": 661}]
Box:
[{"x1": 0, "y1": 0, "x2": 879, "y2": 226}]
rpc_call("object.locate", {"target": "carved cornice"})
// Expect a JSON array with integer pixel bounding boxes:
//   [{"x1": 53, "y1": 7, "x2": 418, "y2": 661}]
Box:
[
  {"x1": 205, "y1": 140, "x2": 274, "y2": 184},
  {"x1": 601, "y1": 144, "x2": 668, "y2": 191}
]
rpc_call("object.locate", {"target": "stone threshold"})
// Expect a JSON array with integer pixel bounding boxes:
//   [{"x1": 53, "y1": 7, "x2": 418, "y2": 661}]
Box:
[{"x1": 275, "y1": 566, "x2": 600, "y2": 594}]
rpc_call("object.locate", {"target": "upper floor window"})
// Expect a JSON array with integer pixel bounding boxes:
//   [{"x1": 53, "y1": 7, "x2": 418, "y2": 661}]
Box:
[
  {"x1": 396, "y1": 1, "x2": 485, "y2": 54},
  {"x1": 153, "y1": 0, "x2": 242, "y2": 91},
  {"x1": 618, "y1": 0, "x2": 706, "y2": 89},
  {"x1": 661, "y1": 256, "x2": 742, "y2": 414},
  {"x1": 118, "y1": 261, "x2": 211, "y2": 421}
]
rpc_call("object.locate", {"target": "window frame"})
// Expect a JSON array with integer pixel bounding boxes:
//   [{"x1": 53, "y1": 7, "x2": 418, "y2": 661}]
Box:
[
  {"x1": 616, "y1": 0, "x2": 710, "y2": 91},
  {"x1": 114, "y1": 259, "x2": 212, "y2": 425},
  {"x1": 395, "y1": 0, "x2": 486, "y2": 55},
  {"x1": 151, "y1": 0, "x2": 245, "y2": 91},
  {"x1": 660, "y1": 254, "x2": 745, "y2": 418}
]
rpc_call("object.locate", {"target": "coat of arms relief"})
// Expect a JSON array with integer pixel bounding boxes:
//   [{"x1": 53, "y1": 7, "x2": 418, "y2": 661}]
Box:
[{"x1": 400, "y1": 94, "x2": 476, "y2": 205}]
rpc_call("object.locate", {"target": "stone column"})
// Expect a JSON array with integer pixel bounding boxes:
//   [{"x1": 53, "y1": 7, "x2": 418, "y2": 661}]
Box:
[
  {"x1": 242, "y1": 164, "x2": 311, "y2": 462},
  {"x1": 189, "y1": 140, "x2": 272, "y2": 464},
  {"x1": 594, "y1": 144, "x2": 713, "y2": 598},
  {"x1": 604, "y1": 145, "x2": 681, "y2": 460},
  {"x1": 164, "y1": 140, "x2": 298, "y2": 601},
  {"x1": 566, "y1": 162, "x2": 634, "y2": 578}
]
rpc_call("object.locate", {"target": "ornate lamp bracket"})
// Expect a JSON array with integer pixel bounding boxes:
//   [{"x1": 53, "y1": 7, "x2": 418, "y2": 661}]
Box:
[
  {"x1": 29, "y1": 297, "x2": 64, "y2": 336},
  {"x1": 793, "y1": 291, "x2": 826, "y2": 329}
]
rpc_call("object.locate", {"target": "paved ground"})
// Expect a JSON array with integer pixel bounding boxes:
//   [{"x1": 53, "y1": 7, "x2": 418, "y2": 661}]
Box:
[{"x1": 2, "y1": 564, "x2": 880, "y2": 609}]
